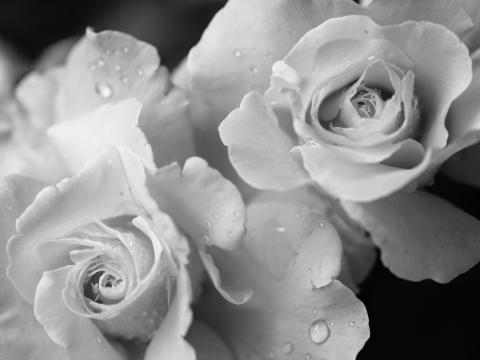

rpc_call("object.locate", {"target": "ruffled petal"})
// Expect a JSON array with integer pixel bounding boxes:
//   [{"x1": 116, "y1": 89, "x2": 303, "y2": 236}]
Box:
[
  {"x1": 147, "y1": 157, "x2": 245, "y2": 251},
  {"x1": 342, "y1": 191, "x2": 480, "y2": 282},
  {"x1": 47, "y1": 98, "x2": 154, "y2": 174},
  {"x1": 188, "y1": 0, "x2": 360, "y2": 116},
  {"x1": 0, "y1": 176, "x2": 66, "y2": 360},
  {"x1": 8, "y1": 146, "x2": 139, "y2": 303},
  {"x1": 219, "y1": 91, "x2": 311, "y2": 191},
  {"x1": 198, "y1": 201, "x2": 369, "y2": 360}
]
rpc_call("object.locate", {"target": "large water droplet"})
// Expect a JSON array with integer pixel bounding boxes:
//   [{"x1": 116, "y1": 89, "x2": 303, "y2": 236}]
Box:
[
  {"x1": 95, "y1": 82, "x2": 113, "y2": 99},
  {"x1": 348, "y1": 321, "x2": 356, "y2": 327},
  {"x1": 309, "y1": 319, "x2": 330, "y2": 345},
  {"x1": 282, "y1": 342, "x2": 294, "y2": 355}
]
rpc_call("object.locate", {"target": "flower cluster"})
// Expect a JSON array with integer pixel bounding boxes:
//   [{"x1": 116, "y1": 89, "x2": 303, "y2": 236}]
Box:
[{"x1": 1, "y1": 0, "x2": 480, "y2": 359}]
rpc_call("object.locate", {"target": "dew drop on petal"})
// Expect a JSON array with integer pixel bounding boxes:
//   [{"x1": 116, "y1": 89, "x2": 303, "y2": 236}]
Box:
[
  {"x1": 121, "y1": 76, "x2": 129, "y2": 85},
  {"x1": 282, "y1": 342, "x2": 294, "y2": 355},
  {"x1": 96, "y1": 337, "x2": 102, "y2": 344},
  {"x1": 206, "y1": 221, "x2": 212, "y2": 229},
  {"x1": 276, "y1": 226, "x2": 286, "y2": 233},
  {"x1": 295, "y1": 212, "x2": 301, "y2": 220},
  {"x1": 234, "y1": 211, "x2": 241, "y2": 217},
  {"x1": 89, "y1": 62, "x2": 97, "y2": 71},
  {"x1": 123, "y1": 47, "x2": 130, "y2": 53},
  {"x1": 348, "y1": 321, "x2": 356, "y2": 327},
  {"x1": 250, "y1": 66, "x2": 258, "y2": 74},
  {"x1": 309, "y1": 319, "x2": 330, "y2": 345},
  {"x1": 305, "y1": 354, "x2": 312, "y2": 360},
  {"x1": 329, "y1": 320, "x2": 335, "y2": 327},
  {"x1": 227, "y1": 231, "x2": 233, "y2": 238},
  {"x1": 96, "y1": 58, "x2": 105, "y2": 67},
  {"x1": 233, "y1": 48, "x2": 243, "y2": 58},
  {"x1": 114, "y1": 64, "x2": 122, "y2": 72},
  {"x1": 312, "y1": 307, "x2": 318, "y2": 314},
  {"x1": 319, "y1": 223, "x2": 325, "y2": 228},
  {"x1": 95, "y1": 82, "x2": 113, "y2": 99},
  {"x1": 136, "y1": 68, "x2": 144, "y2": 77},
  {"x1": 367, "y1": 55, "x2": 376, "y2": 61}
]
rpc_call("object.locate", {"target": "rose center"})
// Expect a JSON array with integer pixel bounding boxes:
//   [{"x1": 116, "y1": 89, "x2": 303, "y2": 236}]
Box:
[
  {"x1": 83, "y1": 264, "x2": 128, "y2": 305},
  {"x1": 350, "y1": 86, "x2": 386, "y2": 118}
]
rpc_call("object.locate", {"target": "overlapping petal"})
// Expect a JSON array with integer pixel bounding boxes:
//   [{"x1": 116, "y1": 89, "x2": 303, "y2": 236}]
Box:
[
  {"x1": 198, "y1": 201, "x2": 369, "y2": 360},
  {"x1": 0, "y1": 176, "x2": 66, "y2": 360},
  {"x1": 342, "y1": 191, "x2": 480, "y2": 282}
]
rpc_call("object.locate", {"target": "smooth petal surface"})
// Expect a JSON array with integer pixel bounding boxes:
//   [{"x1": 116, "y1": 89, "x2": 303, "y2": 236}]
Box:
[
  {"x1": 48, "y1": 99, "x2": 154, "y2": 174},
  {"x1": 199, "y1": 201, "x2": 369, "y2": 360},
  {"x1": 8, "y1": 146, "x2": 139, "y2": 303},
  {"x1": 0, "y1": 176, "x2": 66, "y2": 360},
  {"x1": 145, "y1": 264, "x2": 195, "y2": 360},
  {"x1": 147, "y1": 157, "x2": 245, "y2": 251},
  {"x1": 55, "y1": 29, "x2": 194, "y2": 167},
  {"x1": 186, "y1": 322, "x2": 234, "y2": 360},
  {"x1": 342, "y1": 191, "x2": 480, "y2": 282},
  {"x1": 219, "y1": 91, "x2": 311, "y2": 191},
  {"x1": 189, "y1": 0, "x2": 360, "y2": 116}
]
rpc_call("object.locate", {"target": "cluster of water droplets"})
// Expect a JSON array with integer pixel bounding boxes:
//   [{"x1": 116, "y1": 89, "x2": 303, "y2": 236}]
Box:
[
  {"x1": 200, "y1": 210, "x2": 242, "y2": 245},
  {"x1": 87, "y1": 46, "x2": 146, "y2": 101}
]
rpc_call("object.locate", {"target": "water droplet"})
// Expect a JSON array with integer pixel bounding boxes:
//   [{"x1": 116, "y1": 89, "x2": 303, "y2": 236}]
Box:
[
  {"x1": 367, "y1": 55, "x2": 376, "y2": 61},
  {"x1": 96, "y1": 336, "x2": 102, "y2": 344},
  {"x1": 312, "y1": 307, "x2": 318, "y2": 314},
  {"x1": 94, "y1": 82, "x2": 113, "y2": 99},
  {"x1": 106, "y1": 159, "x2": 112, "y2": 165},
  {"x1": 305, "y1": 354, "x2": 312, "y2": 360},
  {"x1": 123, "y1": 47, "x2": 129, "y2": 53},
  {"x1": 206, "y1": 221, "x2": 212, "y2": 229},
  {"x1": 309, "y1": 319, "x2": 330, "y2": 345},
  {"x1": 212, "y1": 212, "x2": 219, "y2": 219},
  {"x1": 105, "y1": 49, "x2": 113, "y2": 55},
  {"x1": 329, "y1": 320, "x2": 336, "y2": 327},
  {"x1": 348, "y1": 321, "x2": 356, "y2": 327},
  {"x1": 4, "y1": 204, "x2": 12, "y2": 211},
  {"x1": 142, "y1": 311, "x2": 148, "y2": 316},
  {"x1": 136, "y1": 68, "x2": 144, "y2": 76},
  {"x1": 96, "y1": 58, "x2": 105, "y2": 67},
  {"x1": 282, "y1": 342, "x2": 294, "y2": 355},
  {"x1": 115, "y1": 49, "x2": 122, "y2": 55},
  {"x1": 233, "y1": 48, "x2": 244, "y2": 58},
  {"x1": 89, "y1": 62, "x2": 97, "y2": 71},
  {"x1": 267, "y1": 351, "x2": 275, "y2": 359},
  {"x1": 114, "y1": 64, "x2": 122, "y2": 72},
  {"x1": 234, "y1": 211, "x2": 241, "y2": 217},
  {"x1": 121, "y1": 76, "x2": 129, "y2": 85},
  {"x1": 307, "y1": 268, "x2": 312, "y2": 274},
  {"x1": 250, "y1": 66, "x2": 258, "y2": 74},
  {"x1": 295, "y1": 212, "x2": 301, "y2": 219},
  {"x1": 276, "y1": 226, "x2": 286, "y2": 233},
  {"x1": 346, "y1": 60, "x2": 352, "y2": 66},
  {"x1": 319, "y1": 223, "x2": 325, "y2": 228},
  {"x1": 228, "y1": 231, "x2": 234, "y2": 238}
]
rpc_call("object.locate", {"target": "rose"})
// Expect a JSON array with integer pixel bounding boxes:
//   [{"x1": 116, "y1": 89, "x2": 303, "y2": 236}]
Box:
[
  {"x1": 182, "y1": 1, "x2": 480, "y2": 284},
  {"x1": 2, "y1": 142, "x2": 249, "y2": 359},
  {"x1": 0, "y1": 30, "x2": 194, "y2": 183}
]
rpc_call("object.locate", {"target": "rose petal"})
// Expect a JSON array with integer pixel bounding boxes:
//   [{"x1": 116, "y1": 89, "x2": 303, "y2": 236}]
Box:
[
  {"x1": 0, "y1": 176, "x2": 66, "y2": 360},
  {"x1": 147, "y1": 157, "x2": 245, "y2": 251},
  {"x1": 342, "y1": 191, "x2": 480, "y2": 282},
  {"x1": 145, "y1": 263, "x2": 195, "y2": 360},
  {"x1": 186, "y1": 322, "x2": 235, "y2": 360},
  {"x1": 48, "y1": 98, "x2": 155, "y2": 175},
  {"x1": 363, "y1": 0, "x2": 473, "y2": 35},
  {"x1": 56, "y1": 29, "x2": 194, "y2": 167},
  {"x1": 34, "y1": 266, "x2": 125, "y2": 360},
  {"x1": 198, "y1": 201, "x2": 369, "y2": 360},
  {"x1": 8, "y1": 146, "x2": 140, "y2": 303},
  {"x1": 219, "y1": 91, "x2": 311, "y2": 191},
  {"x1": 188, "y1": 0, "x2": 360, "y2": 116}
]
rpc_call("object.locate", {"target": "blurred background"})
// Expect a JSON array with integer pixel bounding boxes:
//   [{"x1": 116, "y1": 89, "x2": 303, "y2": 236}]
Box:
[{"x1": 1, "y1": 1, "x2": 479, "y2": 359}]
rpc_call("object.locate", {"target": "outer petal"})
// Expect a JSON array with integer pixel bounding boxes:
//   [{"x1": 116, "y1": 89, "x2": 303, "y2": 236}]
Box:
[
  {"x1": 188, "y1": 0, "x2": 360, "y2": 116},
  {"x1": 8, "y1": 146, "x2": 139, "y2": 303},
  {"x1": 0, "y1": 176, "x2": 66, "y2": 360},
  {"x1": 145, "y1": 263, "x2": 195, "y2": 360},
  {"x1": 47, "y1": 98, "x2": 154, "y2": 174},
  {"x1": 342, "y1": 191, "x2": 480, "y2": 282},
  {"x1": 34, "y1": 266, "x2": 125, "y2": 360},
  {"x1": 198, "y1": 201, "x2": 369, "y2": 360},
  {"x1": 55, "y1": 29, "x2": 194, "y2": 166},
  {"x1": 219, "y1": 91, "x2": 311, "y2": 191}
]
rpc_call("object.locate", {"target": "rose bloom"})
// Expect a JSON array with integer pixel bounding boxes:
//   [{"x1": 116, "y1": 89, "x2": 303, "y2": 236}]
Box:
[
  {"x1": 181, "y1": 0, "x2": 480, "y2": 284},
  {"x1": 0, "y1": 29, "x2": 194, "y2": 183},
  {"x1": 1, "y1": 134, "x2": 249, "y2": 359}
]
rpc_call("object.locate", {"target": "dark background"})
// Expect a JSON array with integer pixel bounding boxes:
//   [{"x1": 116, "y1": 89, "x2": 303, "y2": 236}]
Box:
[{"x1": 1, "y1": 1, "x2": 479, "y2": 359}]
